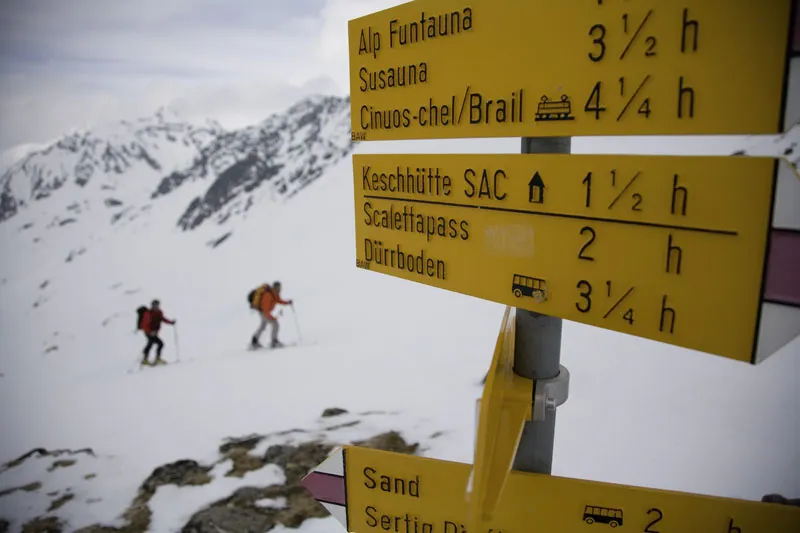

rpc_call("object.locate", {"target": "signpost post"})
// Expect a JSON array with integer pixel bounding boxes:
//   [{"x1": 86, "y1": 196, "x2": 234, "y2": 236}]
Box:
[{"x1": 303, "y1": 0, "x2": 800, "y2": 529}]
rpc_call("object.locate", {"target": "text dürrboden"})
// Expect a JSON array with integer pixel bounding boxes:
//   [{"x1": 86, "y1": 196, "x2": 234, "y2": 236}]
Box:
[
  {"x1": 361, "y1": 466, "x2": 502, "y2": 533},
  {"x1": 359, "y1": 165, "x2": 508, "y2": 282}
]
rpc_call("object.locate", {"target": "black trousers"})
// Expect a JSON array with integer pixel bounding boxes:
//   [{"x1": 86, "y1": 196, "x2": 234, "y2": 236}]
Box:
[{"x1": 143, "y1": 333, "x2": 164, "y2": 360}]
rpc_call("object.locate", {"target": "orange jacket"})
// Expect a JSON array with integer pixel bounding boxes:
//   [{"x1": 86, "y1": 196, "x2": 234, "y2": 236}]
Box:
[{"x1": 259, "y1": 288, "x2": 290, "y2": 320}]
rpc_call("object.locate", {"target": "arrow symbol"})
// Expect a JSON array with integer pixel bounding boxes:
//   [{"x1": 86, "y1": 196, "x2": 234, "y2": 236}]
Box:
[
  {"x1": 528, "y1": 172, "x2": 545, "y2": 204},
  {"x1": 300, "y1": 447, "x2": 349, "y2": 530}
]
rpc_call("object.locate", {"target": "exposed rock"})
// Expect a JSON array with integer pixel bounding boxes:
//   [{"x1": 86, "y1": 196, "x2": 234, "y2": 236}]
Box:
[
  {"x1": 321, "y1": 407, "x2": 348, "y2": 418},
  {"x1": 181, "y1": 506, "x2": 274, "y2": 533},
  {"x1": 21, "y1": 516, "x2": 62, "y2": 533},
  {"x1": 353, "y1": 431, "x2": 419, "y2": 455},
  {"x1": 181, "y1": 430, "x2": 420, "y2": 531},
  {"x1": 263, "y1": 441, "x2": 334, "y2": 486},
  {"x1": 48, "y1": 459, "x2": 76, "y2": 471},
  {"x1": 761, "y1": 493, "x2": 800, "y2": 507},
  {"x1": 0, "y1": 518, "x2": 9, "y2": 533},
  {"x1": 84, "y1": 473, "x2": 97, "y2": 480},
  {"x1": 324, "y1": 420, "x2": 360, "y2": 431},
  {"x1": 182, "y1": 441, "x2": 336, "y2": 533},
  {"x1": 48, "y1": 493, "x2": 74, "y2": 512},
  {"x1": 7, "y1": 429, "x2": 422, "y2": 533},
  {"x1": 140, "y1": 459, "x2": 212, "y2": 497},
  {"x1": 0, "y1": 481, "x2": 42, "y2": 498},
  {"x1": 218, "y1": 435, "x2": 267, "y2": 478},
  {"x1": 1, "y1": 447, "x2": 93, "y2": 472},
  {"x1": 219, "y1": 435, "x2": 263, "y2": 455}
]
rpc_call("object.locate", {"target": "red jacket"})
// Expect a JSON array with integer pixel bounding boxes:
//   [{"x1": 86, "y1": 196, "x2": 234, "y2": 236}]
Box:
[{"x1": 140, "y1": 308, "x2": 174, "y2": 335}]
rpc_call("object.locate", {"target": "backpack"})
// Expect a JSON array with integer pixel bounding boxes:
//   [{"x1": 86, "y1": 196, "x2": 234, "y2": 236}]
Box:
[
  {"x1": 136, "y1": 306, "x2": 148, "y2": 330},
  {"x1": 247, "y1": 284, "x2": 270, "y2": 310}
]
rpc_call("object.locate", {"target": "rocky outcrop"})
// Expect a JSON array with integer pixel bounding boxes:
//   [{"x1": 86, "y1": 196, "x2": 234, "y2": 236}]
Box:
[{"x1": 2, "y1": 409, "x2": 421, "y2": 533}]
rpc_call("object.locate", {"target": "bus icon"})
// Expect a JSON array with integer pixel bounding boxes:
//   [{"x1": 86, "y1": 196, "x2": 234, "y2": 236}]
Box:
[
  {"x1": 511, "y1": 274, "x2": 548, "y2": 303},
  {"x1": 583, "y1": 505, "x2": 623, "y2": 527}
]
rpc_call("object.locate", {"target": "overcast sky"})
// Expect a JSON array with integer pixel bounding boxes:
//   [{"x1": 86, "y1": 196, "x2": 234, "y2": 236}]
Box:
[{"x1": 0, "y1": 0, "x2": 405, "y2": 152}]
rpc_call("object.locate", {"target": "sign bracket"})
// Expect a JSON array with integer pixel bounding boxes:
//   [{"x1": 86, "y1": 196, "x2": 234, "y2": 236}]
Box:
[{"x1": 532, "y1": 364, "x2": 570, "y2": 422}]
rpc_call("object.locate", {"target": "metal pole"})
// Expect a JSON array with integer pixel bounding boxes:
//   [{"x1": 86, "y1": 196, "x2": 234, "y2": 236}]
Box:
[{"x1": 511, "y1": 136, "x2": 571, "y2": 475}]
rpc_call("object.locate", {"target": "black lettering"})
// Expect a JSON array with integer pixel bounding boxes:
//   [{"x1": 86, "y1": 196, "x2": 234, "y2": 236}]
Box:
[
  {"x1": 585, "y1": 81, "x2": 607, "y2": 119},
  {"x1": 463, "y1": 168, "x2": 476, "y2": 197},
  {"x1": 389, "y1": 19, "x2": 399, "y2": 48},
  {"x1": 659, "y1": 296, "x2": 675, "y2": 334},
  {"x1": 359, "y1": 63, "x2": 428, "y2": 93},
  {"x1": 359, "y1": 29, "x2": 369, "y2": 55},
  {"x1": 363, "y1": 239, "x2": 446, "y2": 280},
  {"x1": 578, "y1": 226, "x2": 596, "y2": 261},
  {"x1": 665, "y1": 234, "x2": 682, "y2": 274},
  {"x1": 727, "y1": 518, "x2": 742, "y2": 533},
  {"x1": 677, "y1": 76, "x2": 695, "y2": 118},
  {"x1": 462, "y1": 169, "x2": 506, "y2": 200},
  {"x1": 389, "y1": 8, "x2": 472, "y2": 49},
  {"x1": 361, "y1": 105, "x2": 370, "y2": 129},
  {"x1": 363, "y1": 201, "x2": 372, "y2": 225},
  {"x1": 364, "y1": 466, "x2": 377, "y2": 489},
  {"x1": 582, "y1": 172, "x2": 592, "y2": 207},
  {"x1": 469, "y1": 93, "x2": 482, "y2": 124},
  {"x1": 460, "y1": 220, "x2": 469, "y2": 240},
  {"x1": 365, "y1": 505, "x2": 378, "y2": 527},
  {"x1": 645, "y1": 36, "x2": 657, "y2": 56},
  {"x1": 645, "y1": 508, "x2": 663, "y2": 532},
  {"x1": 632, "y1": 192, "x2": 643, "y2": 210},
  {"x1": 444, "y1": 521, "x2": 463, "y2": 533},
  {"x1": 588, "y1": 24, "x2": 606, "y2": 61},
  {"x1": 681, "y1": 8, "x2": 699, "y2": 53},
  {"x1": 362, "y1": 166, "x2": 371, "y2": 190},
  {"x1": 670, "y1": 173, "x2": 688, "y2": 215},
  {"x1": 576, "y1": 280, "x2": 593, "y2": 313},
  {"x1": 493, "y1": 170, "x2": 507, "y2": 200}
]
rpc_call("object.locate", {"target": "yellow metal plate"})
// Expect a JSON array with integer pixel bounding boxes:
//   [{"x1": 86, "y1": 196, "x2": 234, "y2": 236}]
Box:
[
  {"x1": 353, "y1": 153, "x2": 777, "y2": 363},
  {"x1": 347, "y1": 0, "x2": 792, "y2": 140},
  {"x1": 468, "y1": 306, "x2": 532, "y2": 526},
  {"x1": 341, "y1": 445, "x2": 800, "y2": 533}
]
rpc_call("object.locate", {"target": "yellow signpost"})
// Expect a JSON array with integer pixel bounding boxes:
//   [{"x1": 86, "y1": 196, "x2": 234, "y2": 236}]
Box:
[
  {"x1": 347, "y1": 0, "x2": 793, "y2": 141},
  {"x1": 467, "y1": 306, "x2": 531, "y2": 527},
  {"x1": 321, "y1": 1, "x2": 800, "y2": 530},
  {"x1": 353, "y1": 152, "x2": 777, "y2": 363},
  {"x1": 301, "y1": 445, "x2": 800, "y2": 533}
]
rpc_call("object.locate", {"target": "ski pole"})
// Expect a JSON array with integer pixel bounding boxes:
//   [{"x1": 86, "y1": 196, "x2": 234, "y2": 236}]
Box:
[
  {"x1": 173, "y1": 325, "x2": 181, "y2": 362},
  {"x1": 291, "y1": 303, "x2": 303, "y2": 344}
]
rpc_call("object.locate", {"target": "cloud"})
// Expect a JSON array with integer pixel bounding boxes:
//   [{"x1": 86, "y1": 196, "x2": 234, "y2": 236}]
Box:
[{"x1": 0, "y1": 0, "x2": 403, "y2": 153}]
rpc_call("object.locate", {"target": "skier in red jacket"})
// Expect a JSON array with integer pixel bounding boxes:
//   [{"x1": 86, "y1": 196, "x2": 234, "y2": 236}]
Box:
[{"x1": 138, "y1": 299, "x2": 176, "y2": 365}]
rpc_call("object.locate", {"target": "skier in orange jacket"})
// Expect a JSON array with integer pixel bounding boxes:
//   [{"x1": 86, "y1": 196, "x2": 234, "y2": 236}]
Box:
[{"x1": 250, "y1": 281, "x2": 292, "y2": 349}]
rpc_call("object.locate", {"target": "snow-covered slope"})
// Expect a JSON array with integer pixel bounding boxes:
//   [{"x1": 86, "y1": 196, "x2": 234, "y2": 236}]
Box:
[
  {"x1": 0, "y1": 97, "x2": 798, "y2": 531},
  {"x1": 0, "y1": 95, "x2": 353, "y2": 286}
]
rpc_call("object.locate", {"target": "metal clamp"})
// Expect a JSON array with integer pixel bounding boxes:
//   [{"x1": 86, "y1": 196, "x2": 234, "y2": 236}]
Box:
[{"x1": 532, "y1": 364, "x2": 570, "y2": 422}]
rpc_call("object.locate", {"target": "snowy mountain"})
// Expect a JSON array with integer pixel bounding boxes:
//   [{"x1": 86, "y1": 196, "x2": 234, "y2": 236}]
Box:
[
  {"x1": 0, "y1": 94, "x2": 352, "y2": 240},
  {"x1": 0, "y1": 95, "x2": 799, "y2": 531},
  {"x1": 0, "y1": 108, "x2": 223, "y2": 225}
]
